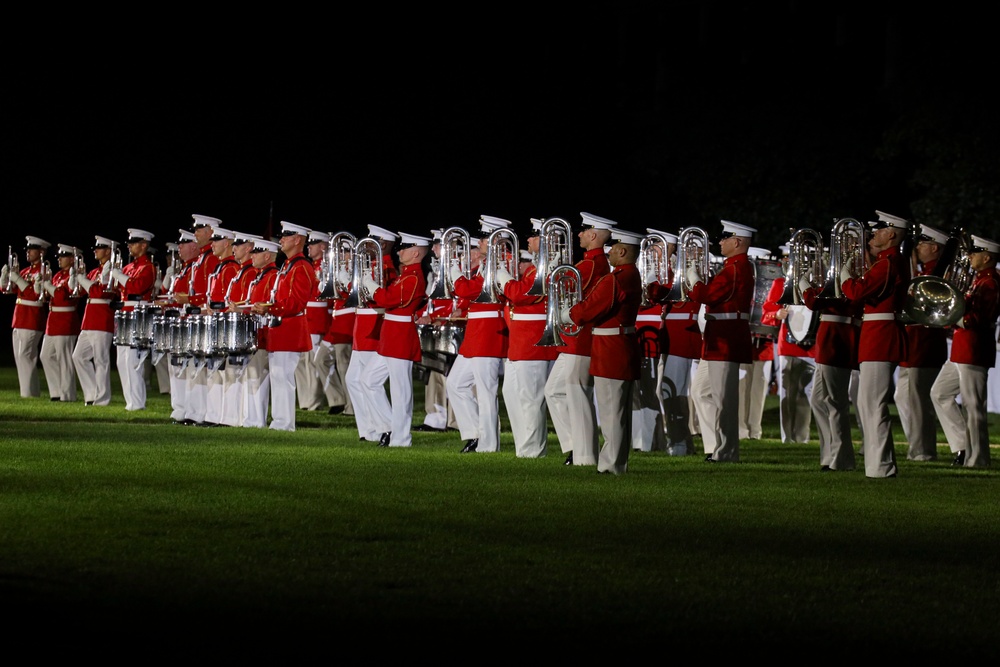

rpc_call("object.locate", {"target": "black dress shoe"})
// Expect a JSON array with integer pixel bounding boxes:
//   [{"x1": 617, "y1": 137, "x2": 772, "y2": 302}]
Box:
[
  {"x1": 414, "y1": 424, "x2": 446, "y2": 432},
  {"x1": 459, "y1": 439, "x2": 478, "y2": 453},
  {"x1": 820, "y1": 465, "x2": 831, "y2": 472},
  {"x1": 378, "y1": 432, "x2": 391, "y2": 447},
  {"x1": 328, "y1": 405, "x2": 345, "y2": 415},
  {"x1": 50, "y1": 396, "x2": 61, "y2": 402},
  {"x1": 952, "y1": 451, "x2": 966, "y2": 466},
  {"x1": 564, "y1": 452, "x2": 573, "y2": 466},
  {"x1": 704, "y1": 454, "x2": 714, "y2": 462}
]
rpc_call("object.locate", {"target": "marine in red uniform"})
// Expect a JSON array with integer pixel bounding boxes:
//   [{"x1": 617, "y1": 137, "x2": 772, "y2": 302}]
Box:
[
  {"x1": 320, "y1": 232, "x2": 356, "y2": 416},
  {"x1": 741, "y1": 246, "x2": 778, "y2": 441},
  {"x1": 632, "y1": 226, "x2": 671, "y2": 454},
  {"x1": 202, "y1": 227, "x2": 241, "y2": 426},
  {"x1": 38, "y1": 244, "x2": 83, "y2": 401},
  {"x1": 160, "y1": 230, "x2": 199, "y2": 423},
  {"x1": 72, "y1": 235, "x2": 118, "y2": 406},
  {"x1": 296, "y1": 230, "x2": 331, "y2": 411},
  {"x1": 107, "y1": 228, "x2": 156, "y2": 411},
  {"x1": 243, "y1": 238, "x2": 280, "y2": 429},
  {"x1": 414, "y1": 228, "x2": 458, "y2": 432},
  {"x1": 2, "y1": 235, "x2": 51, "y2": 397}
]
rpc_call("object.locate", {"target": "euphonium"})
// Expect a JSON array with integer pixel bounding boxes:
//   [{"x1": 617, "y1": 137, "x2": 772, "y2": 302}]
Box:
[
  {"x1": 2, "y1": 245, "x2": 19, "y2": 292},
  {"x1": 638, "y1": 232, "x2": 670, "y2": 307},
  {"x1": 665, "y1": 226, "x2": 709, "y2": 302},
  {"x1": 527, "y1": 217, "x2": 573, "y2": 296},
  {"x1": 319, "y1": 231, "x2": 355, "y2": 299},
  {"x1": 475, "y1": 227, "x2": 519, "y2": 304},
  {"x1": 818, "y1": 217, "x2": 868, "y2": 299},
  {"x1": 535, "y1": 264, "x2": 583, "y2": 347},
  {"x1": 778, "y1": 227, "x2": 825, "y2": 306},
  {"x1": 902, "y1": 226, "x2": 972, "y2": 327},
  {"x1": 431, "y1": 226, "x2": 471, "y2": 300},
  {"x1": 344, "y1": 236, "x2": 384, "y2": 308}
]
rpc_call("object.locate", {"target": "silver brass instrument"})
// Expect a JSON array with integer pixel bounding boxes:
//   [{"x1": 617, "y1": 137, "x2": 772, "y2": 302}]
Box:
[
  {"x1": 319, "y1": 231, "x2": 356, "y2": 299},
  {"x1": 475, "y1": 227, "x2": 520, "y2": 304},
  {"x1": 103, "y1": 241, "x2": 122, "y2": 288},
  {"x1": 344, "y1": 236, "x2": 384, "y2": 308},
  {"x1": 535, "y1": 264, "x2": 583, "y2": 347},
  {"x1": 431, "y1": 226, "x2": 471, "y2": 300},
  {"x1": 902, "y1": 226, "x2": 972, "y2": 327},
  {"x1": 2, "y1": 245, "x2": 19, "y2": 292},
  {"x1": 638, "y1": 232, "x2": 670, "y2": 307},
  {"x1": 818, "y1": 217, "x2": 868, "y2": 299},
  {"x1": 69, "y1": 251, "x2": 87, "y2": 297},
  {"x1": 528, "y1": 217, "x2": 573, "y2": 296},
  {"x1": 778, "y1": 228, "x2": 825, "y2": 306},
  {"x1": 665, "y1": 227, "x2": 710, "y2": 302},
  {"x1": 37, "y1": 260, "x2": 53, "y2": 301}
]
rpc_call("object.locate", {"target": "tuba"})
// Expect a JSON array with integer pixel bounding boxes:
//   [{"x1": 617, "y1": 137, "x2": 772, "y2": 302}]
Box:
[
  {"x1": 638, "y1": 232, "x2": 670, "y2": 307},
  {"x1": 431, "y1": 226, "x2": 470, "y2": 300},
  {"x1": 665, "y1": 226, "x2": 710, "y2": 302},
  {"x1": 535, "y1": 264, "x2": 582, "y2": 347},
  {"x1": 818, "y1": 217, "x2": 868, "y2": 299},
  {"x1": 2, "y1": 245, "x2": 19, "y2": 292},
  {"x1": 344, "y1": 237, "x2": 383, "y2": 308},
  {"x1": 902, "y1": 226, "x2": 972, "y2": 327},
  {"x1": 527, "y1": 217, "x2": 573, "y2": 296},
  {"x1": 778, "y1": 228, "x2": 826, "y2": 306},
  {"x1": 475, "y1": 227, "x2": 519, "y2": 304}
]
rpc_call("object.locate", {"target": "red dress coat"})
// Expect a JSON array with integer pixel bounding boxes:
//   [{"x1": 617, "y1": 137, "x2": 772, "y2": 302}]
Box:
[
  {"x1": 352, "y1": 254, "x2": 398, "y2": 353},
  {"x1": 453, "y1": 269, "x2": 508, "y2": 358},
  {"x1": 841, "y1": 245, "x2": 908, "y2": 364},
  {"x1": 10, "y1": 262, "x2": 49, "y2": 331},
  {"x1": 45, "y1": 268, "x2": 81, "y2": 336},
  {"x1": 306, "y1": 258, "x2": 331, "y2": 336},
  {"x1": 687, "y1": 253, "x2": 755, "y2": 364},
  {"x1": 116, "y1": 255, "x2": 156, "y2": 311},
  {"x1": 950, "y1": 267, "x2": 1000, "y2": 368},
  {"x1": 266, "y1": 254, "x2": 318, "y2": 353},
  {"x1": 901, "y1": 258, "x2": 948, "y2": 369},
  {"x1": 226, "y1": 261, "x2": 259, "y2": 306},
  {"x1": 323, "y1": 291, "x2": 355, "y2": 346},
  {"x1": 207, "y1": 256, "x2": 239, "y2": 308},
  {"x1": 503, "y1": 264, "x2": 558, "y2": 362},
  {"x1": 187, "y1": 245, "x2": 220, "y2": 309},
  {"x1": 801, "y1": 287, "x2": 863, "y2": 369},
  {"x1": 648, "y1": 281, "x2": 702, "y2": 360},
  {"x1": 569, "y1": 263, "x2": 642, "y2": 381},
  {"x1": 560, "y1": 248, "x2": 611, "y2": 357},
  {"x1": 371, "y1": 263, "x2": 427, "y2": 362},
  {"x1": 248, "y1": 263, "x2": 278, "y2": 349},
  {"x1": 765, "y1": 277, "x2": 814, "y2": 358},
  {"x1": 80, "y1": 265, "x2": 116, "y2": 333}
]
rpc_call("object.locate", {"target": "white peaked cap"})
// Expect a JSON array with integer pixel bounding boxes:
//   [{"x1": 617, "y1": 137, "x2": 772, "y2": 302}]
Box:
[
  {"x1": 127, "y1": 228, "x2": 154, "y2": 241},
  {"x1": 611, "y1": 228, "x2": 644, "y2": 245},
  {"x1": 647, "y1": 228, "x2": 679, "y2": 244},
  {"x1": 210, "y1": 227, "x2": 236, "y2": 240},
  {"x1": 430, "y1": 228, "x2": 444, "y2": 240},
  {"x1": 917, "y1": 224, "x2": 949, "y2": 244},
  {"x1": 252, "y1": 239, "x2": 281, "y2": 253},
  {"x1": 367, "y1": 224, "x2": 399, "y2": 242},
  {"x1": 970, "y1": 235, "x2": 1000, "y2": 254},
  {"x1": 581, "y1": 212, "x2": 618, "y2": 230},
  {"x1": 57, "y1": 244, "x2": 80, "y2": 256},
  {"x1": 779, "y1": 245, "x2": 790, "y2": 255},
  {"x1": 166, "y1": 242, "x2": 179, "y2": 252},
  {"x1": 720, "y1": 220, "x2": 756, "y2": 238},
  {"x1": 399, "y1": 232, "x2": 432, "y2": 247},
  {"x1": 307, "y1": 230, "x2": 331, "y2": 243},
  {"x1": 192, "y1": 214, "x2": 220, "y2": 229},
  {"x1": 529, "y1": 218, "x2": 545, "y2": 232},
  {"x1": 94, "y1": 235, "x2": 115, "y2": 248},
  {"x1": 177, "y1": 229, "x2": 197, "y2": 243},
  {"x1": 280, "y1": 221, "x2": 311, "y2": 237},
  {"x1": 747, "y1": 246, "x2": 772, "y2": 259},
  {"x1": 876, "y1": 210, "x2": 910, "y2": 229},
  {"x1": 25, "y1": 236, "x2": 51, "y2": 249},
  {"x1": 233, "y1": 232, "x2": 263, "y2": 244},
  {"x1": 519, "y1": 250, "x2": 534, "y2": 261},
  {"x1": 480, "y1": 215, "x2": 512, "y2": 229}
]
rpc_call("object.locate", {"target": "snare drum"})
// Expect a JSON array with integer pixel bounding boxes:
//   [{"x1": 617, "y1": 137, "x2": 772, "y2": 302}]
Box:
[
  {"x1": 417, "y1": 323, "x2": 437, "y2": 355},
  {"x1": 217, "y1": 312, "x2": 258, "y2": 355},
  {"x1": 131, "y1": 305, "x2": 161, "y2": 349},
  {"x1": 112, "y1": 310, "x2": 131, "y2": 346},
  {"x1": 186, "y1": 314, "x2": 214, "y2": 357},
  {"x1": 152, "y1": 311, "x2": 179, "y2": 354},
  {"x1": 434, "y1": 322, "x2": 465, "y2": 356}
]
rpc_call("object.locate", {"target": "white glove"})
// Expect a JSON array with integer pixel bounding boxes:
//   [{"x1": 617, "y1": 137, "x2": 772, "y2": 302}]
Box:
[
  {"x1": 41, "y1": 280, "x2": 56, "y2": 297},
  {"x1": 0, "y1": 265, "x2": 7, "y2": 285},
  {"x1": 839, "y1": 257, "x2": 854, "y2": 285},
  {"x1": 101, "y1": 262, "x2": 112, "y2": 283},
  {"x1": 560, "y1": 304, "x2": 574, "y2": 325},
  {"x1": 112, "y1": 268, "x2": 128, "y2": 287},
  {"x1": 77, "y1": 274, "x2": 94, "y2": 291},
  {"x1": 449, "y1": 264, "x2": 463, "y2": 283},
  {"x1": 495, "y1": 268, "x2": 514, "y2": 290},
  {"x1": 686, "y1": 265, "x2": 702, "y2": 287},
  {"x1": 11, "y1": 271, "x2": 29, "y2": 291},
  {"x1": 362, "y1": 275, "x2": 379, "y2": 297},
  {"x1": 644, "y1": 269, "x2": 658, "y2": 286},
  {"x1": 162, "y1": 266, "x2": 175, "y2": 287},
  {"x1": 336, "y1": 270, "x2": 351, "y2": 286},
  {"x1": 797, "y1": 275, "x2": 812, "y2": 296},
  {"x1": 68, "y1": 273, "x2": 79, "y2": 293}
]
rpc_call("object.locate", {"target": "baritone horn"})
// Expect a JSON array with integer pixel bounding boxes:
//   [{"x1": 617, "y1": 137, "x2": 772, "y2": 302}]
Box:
[
  {"x1": 665, "y1": 226, "x2": 709, "y2": 302},
  {"x1": 475, "y1": 227, "x2": 519, "y2": 303},
  {"x1": 638, "y1": 232, "x2": 670, "y2": 307},
  {"x1": 818, "y1": 217, "x2": 868, "y2": 299},
  {"x1": 902, "y1": 226, "x2": 972, "y2": 327},
  {"x1": 535, "y1": 264, "x2": 583, "y2": 347},
  {"x1": 528, "y1": 217, "x2": 573, "y2": 296},
  {"x1": 431, "y1": 226, "x2": 471, "y2": 300},
  {"x1": 344, "y1": 236, "x2": 384, "y2": 308},
  {"x1": 778, "y1": 227, "x2": 825, "y2": 306},
  {"x1": 319, "y1": 231, "x2": 356, "y2": 299},
  {"x1": 102, "y1": 241, "x2": 122, "y2": 288},
  {"x1": 2, "y1": 245, "x2": 19, "y2": 292}
]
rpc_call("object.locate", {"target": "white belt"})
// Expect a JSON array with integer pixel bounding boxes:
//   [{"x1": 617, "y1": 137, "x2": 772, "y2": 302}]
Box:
[
  {"x1": 333, "y1": 308, "x2": 355, "y2": 317},
  {"x1": 124, "y1": 301, "x2": 149, "y2": 307},
  {"x1": 50, "y1": 306, "x2": 76, "y2": 312},
  {"x1": 593, "y1": 326, "x2": 636, "y2": 335},
  {"x1": 468, "y1": 311, "x2": 502, "y2": 319},
  {"x1": 384, "y1": 313, "x2": 414, "y2": 323},
  {"x1": 636, "y1": 314, "x2": 662, "y2": 322},
  {"x1": 864, "y1": 313, "x2": 895, "y2": 321},
  {"x1": 664, "y1": 313, "x2": 696, "y2": 320},
  {"x1": 88, "y1": 298, "x2": 111, "y2": 304},
  {"x1": 820, "y1": 314, "x2": 859, "y2": 325},
  {"x1": 15, "y1": 299, "x2": 43, "y2": 307},
  {"x1": 356, "y1": 308, "x2": 385, "y2": 315},
  {"x1": 307, "y1": 301, "x2": 328, "y2": 308},
  {"x1": 511, "y1": 313, "x2": 546, "y2": 321},
  {"x1": 705, "y1": 312, "x2": 749, "y2": 320}
]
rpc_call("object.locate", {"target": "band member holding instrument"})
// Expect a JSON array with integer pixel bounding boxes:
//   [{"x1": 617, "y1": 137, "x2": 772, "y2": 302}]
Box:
[
  {"x1": 72, "y1": 235, "x2": 118, "y2": 406},
  {"x1": 163, "y1": 230, "x2": 199, "y2": 423},
  {"x1": 687, "y1": 220, "x2": 756, "y2": 463},
  {"x1": 895, "y1": 223, "x2": 949, "y2": 461},
  {"x1": 632, "y1": 227, "x2": 669, "y2": 454},
  {"x1": 179, "y1": 215, "x2": 221, "y2": 426},
  {"x1": 414, "y1": 228, "x2": 458, "y2": 433},
  {"x1": 931, "y1": 234, "x2": 1000, "y2": 468},
  {"x1": 346, "y1": 225, "x2": 399, "y2": 443},
  {"x1": 220, "y1": 231, "x2": 262, "y2": 427},
  {"x1": 243, "y1": 238, "x2": 280, "y2": 428},
  {"x1": 545, "y1": 213, "x2": 613, "y2": 465},
  {"x1": 2, "y1": 236, "x2": 51, "y2": 397},
  {"x1": 740, "y1": 246, "x2": 778, "y2": 441},
  {"x1": 359, "y1": 232, "x2": 430, "y2": 448},
  {"x1": 320, "y1": 233, "x2": 356, "y2": 417},
  {"x1": 564, "y1": 227, "x2": 643, "y2": 474},
  {"x1": 498, "y1": 217, "x2": 557, "y2": 459},
  {"x1": 297, "y1": 230, "x2": 331, "y2": 411},
  {"x1": 840, "y1": 211, "x2": 911, "y2": 478},
  {"x1": 106, "y1": 228, "x2": 156, "y2": 411},
  {"x1": 203, "y1": 227, "x2": 239, "y2": 427},
  {"x1": 38, "y1": 244, "x2": 83, "y2": 402},
  {"x1": 252, "y1": 221, "x2": 317, "y2": 432},
  {"x1": 446, "y1": 222, "x2": 507, "y2": 454}
]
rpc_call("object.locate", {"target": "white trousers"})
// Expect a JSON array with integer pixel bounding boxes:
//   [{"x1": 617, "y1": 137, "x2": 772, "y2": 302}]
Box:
[
  {"x1": 317, "y1": 340, "x2": 351, "y2": 411},
  {"x1": 221, "y1": 359, "x2": 247, "y2": 427},
  {"x1": 294, "y1": 333, "x2": 323, "y2": 410},
  {"x1": 810, "y1": 363, "x2": 856, "y2": 470},
  {"x1": 40, "y1": 334, "x2": 78, "y2": 402},
  {"x1": 184, "y1": 362, "x2": 209, "y2": 423},
  {"x1": 169, "y1": 358, "x2": 188, "y2": 421},
  {"x1": 422, "y1": 369, "x2": 456, "y2": 429},
  {"x1": 596, "y1": 377, "x2": 633, "y2": 474},
  {"x1": 154, "y1": 352, "x2": 171, "y2": 394},
  {"x1": 631, "y1": 356, "x2": 666, "y2": 452},
  {"x1": 205, "y1": 365, "x2": 226, "y2": 425},
  {"x1": 931, "y1": 360, "x2": 991, "y2": 468},
  {"x1": 544, "y1": 353, "x2": 598, "y2": 464},
  {"x1": 502, "y1": 359, "x2": 551, "y2": 459},
  {"x1": 777, "y1": 355, "x2": 815, "y2": 444},
  {"x1": 694, "y1": 359, "x2": 741, "y2": 461},
  {"x1": 116, "y1": 345, "x2": 147, "y2": 411},
  {"x1": 269, "y1": 350, "x2": 301, "y2": 432},
  {"x1": 73, "y1": 330, "x2": 113, "y2": 405},
  {"x1": 363, "y1": 354, "x2": 414, "y2": 447},
  {"x1": 347, "y1": 349, "x2": 381, "y2": 441},
  {"x1": 738, "y1": 359, "x2": 772, "y2": 440},
  {"x1": 242, "y1": 349, "x2": 270, "y2": 428},
  {"x1": 446, "y1": 354, "x2": 502, "y2": 453},
  {"x1": 894, "y1": 365, "x2": 942, "y2": 461},
  {"x1": 660, "y1": 354, "x2": 694, "y2": 454},
  {"x1": 12, "y1": 328, "x2": 42, "y2": 398},
  {"x1": 857, "y1": 361, "x2": 898, "y2": 478}
]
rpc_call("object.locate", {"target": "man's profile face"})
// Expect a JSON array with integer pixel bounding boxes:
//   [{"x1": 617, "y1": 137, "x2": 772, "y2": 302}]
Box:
[{"x1": 194, "y1": 226, "x2": 213, "y2": 246}]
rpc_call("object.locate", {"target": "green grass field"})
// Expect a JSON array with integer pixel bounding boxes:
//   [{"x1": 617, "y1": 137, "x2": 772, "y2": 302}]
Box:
[{"x1": 0, "y1": 365, "x2": 997, "y2": 658}]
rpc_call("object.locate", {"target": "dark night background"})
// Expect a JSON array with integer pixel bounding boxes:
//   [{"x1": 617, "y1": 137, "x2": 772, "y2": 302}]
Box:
[{"x1": 3, "y1": 3, "x2": 997, "y2": 363}]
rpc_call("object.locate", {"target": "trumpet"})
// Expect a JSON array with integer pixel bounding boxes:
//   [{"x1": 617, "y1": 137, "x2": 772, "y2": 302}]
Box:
[
  {"x1": 535, "y1": 264, "x2": 582, "y2": 347},
  {"x1": 527, "y1": 217, "x2": 573, "y2": 296},
  {"x1": 37, "y1": 260, "x2": 53, "y2": 301},
  {"x1": 2, "y1": 245, "x2": 19, "y2": 292},
  {"x1": 69, "y1": 252, "x2": 87, "y2": 297},
  {"x1": 430, "y1": 226, "x2": 470, "y2": 300},
  {"x1": 778, "y1": 227, "x2": 825, "y2": 306},
  {"x1": 344, "y1": 236, "x2": 384, "y2": 308},
  {"x1": 475, "y1": 226, "x2": 519, "y2": 304},
  {"x1": 638, "y1": 232, "x2": 670, "y2": 307},
  {"x1": 818, "y1": 217, "x2": 868, "y2": 299},
  {"x1": 319, "y1": 231, "x2": 356, "y2": 299},
  {"x1": 665, "y1": 227, "x2": 710, "y2": 302}
]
